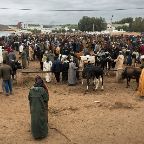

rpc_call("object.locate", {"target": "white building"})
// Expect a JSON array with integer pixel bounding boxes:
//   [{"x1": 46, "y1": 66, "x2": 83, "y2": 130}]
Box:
[
  {"x1": 21, "y1": 23, "x2": 43, "y2": 30},
  {"x1": 107, "y1": 23, "x2": 128, "y2": 33},
  {"x1": 107, "y1": 23, "x2": 115, "y2": 32}
]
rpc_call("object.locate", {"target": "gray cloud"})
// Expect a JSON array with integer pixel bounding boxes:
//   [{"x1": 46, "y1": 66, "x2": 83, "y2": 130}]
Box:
[{"x1": 0, "y1": 0, "x2": 144, "y2": 24}]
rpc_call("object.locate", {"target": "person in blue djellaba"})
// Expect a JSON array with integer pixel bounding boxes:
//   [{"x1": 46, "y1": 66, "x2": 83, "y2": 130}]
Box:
[
  {"x1": 52, "y1": 56, "x2": 62, "y2": 83},
  {"x1": 28, "y1": 75, "x2": 49, "y2": 139}
]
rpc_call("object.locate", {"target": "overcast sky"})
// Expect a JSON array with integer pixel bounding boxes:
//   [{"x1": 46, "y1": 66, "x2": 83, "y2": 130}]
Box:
[{"x1": 0, "y1": 0, "x2": 144, "y2": 25}]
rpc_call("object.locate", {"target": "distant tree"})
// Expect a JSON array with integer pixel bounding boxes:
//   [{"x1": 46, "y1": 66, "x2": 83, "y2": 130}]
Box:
[
  {"x1": 43, "y1": 25, "x2": 53, "y2": 28},
  {"x1": 130, "y1": 17, "x2": 144, "y2": 32},
  {"x1": 61, "y1": 24, "x2": 78, "y2": 31},
  {"x1": 78, "y1": 16, "x2": 107, "y2": 32},
  {"x1": 114, "y1": 17, "x2": 133, "y2": 24},
  {"x1": 51, "y1": 29, "x2": 59, "y2": 33},
  {"x1": 116, "y1": 25, "x2": 129, "y2": 31},
  {"x1": 114, "y1": 17, "x2": 144, "y2": 32},
  {"x1": 61, "y1": 29, "x2": 66, "y2": 33}
]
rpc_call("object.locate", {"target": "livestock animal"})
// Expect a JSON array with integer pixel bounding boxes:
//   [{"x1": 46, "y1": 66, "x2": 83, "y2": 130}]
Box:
[
  {"x1": 58, "y1": 54, "x2": 68, "y2": 62},
  {"x1": 82, "y1": 63, "x2": 104, "y2": 90},
  {"x1": 79, "y1": 55, "x2": 96, "y2": 80},
  {"x1": 122, "y1": 67, "x2": 141, "y2": 89},
  {"x1": 131, "y1": 51, "x2": 139, "y2": 67},
  {"x1": 80, "y1": 55, "x2": 95, "y2": 64},
  {"x1": 96, "y1": 51, "x2": 113, "y2": 75}
]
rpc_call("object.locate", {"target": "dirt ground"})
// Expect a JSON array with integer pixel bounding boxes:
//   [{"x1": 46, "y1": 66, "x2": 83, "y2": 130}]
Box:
[{"x1": 0, "y1": 61, "x2": 144, "y2": 144}]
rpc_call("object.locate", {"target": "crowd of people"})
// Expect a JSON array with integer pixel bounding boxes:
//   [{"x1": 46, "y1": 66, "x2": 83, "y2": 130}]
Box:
[
  {"x1": 0, "y1": 33, "x2": 144, "y2": 84},
  {"x1": 0, "y1": 32, "x2": 144, "y2": 139}
]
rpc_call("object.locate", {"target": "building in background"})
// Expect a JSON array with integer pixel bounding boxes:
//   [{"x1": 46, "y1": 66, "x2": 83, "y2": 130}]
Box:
[{"x1": 20, "y1": 23, "x2": 43, "y2": 30}]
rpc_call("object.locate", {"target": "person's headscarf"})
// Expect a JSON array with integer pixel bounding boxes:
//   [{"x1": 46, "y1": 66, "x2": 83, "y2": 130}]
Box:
[{"x1": 34, "y1": 75, "x2": 48, "y2": 93}]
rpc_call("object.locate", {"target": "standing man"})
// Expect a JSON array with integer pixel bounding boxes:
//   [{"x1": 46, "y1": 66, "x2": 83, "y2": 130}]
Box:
[
  {"x1": 52, "y1": 57, "x2": 62, "y2": 83},
  {"x1": 0, "y1": 60, "x2": 13, "y2": 96},
  {"x1": 8, "y1": 49, "x2": 16, "y2": 79},
  {"x1": 43, "y1": 58, "x2": 53, "y2": 83},
  {"x1": 68, "y1": 59, "x2": 78, "y2": 86},
  {"x1": 114, "y1": 51, "x2": 124, "y2": 83},
  {"x1": 2, "y1": 48, "x2": 9, "y2": 64},
  {"x1": 8, "y1": 49, "x2": 16, "y2": 64},
  {"x1": 62, "y1": 58, "x2": 69, "y2": 82},
  {"x1": 21, "y1": 48, "x2": 28, "y2": 69}
]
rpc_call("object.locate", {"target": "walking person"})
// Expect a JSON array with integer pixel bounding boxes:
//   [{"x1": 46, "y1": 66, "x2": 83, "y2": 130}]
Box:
[
  {"x1": 28, "y1": 76, "x2": 49, "y2": 139},
  {"x1": 0, "y1": 60, "x2": 13, "y2": 96}
]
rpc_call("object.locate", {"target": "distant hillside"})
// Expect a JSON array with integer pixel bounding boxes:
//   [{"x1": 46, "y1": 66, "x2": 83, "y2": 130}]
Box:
[{"x1": 0, "y1": 24, "x2": 9, "y2": 31}]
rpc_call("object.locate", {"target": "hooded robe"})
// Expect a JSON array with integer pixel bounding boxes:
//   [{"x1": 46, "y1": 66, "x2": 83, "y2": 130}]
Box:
[{"x1": 28, "y1": 86, "x2": 49, "y2": 139}]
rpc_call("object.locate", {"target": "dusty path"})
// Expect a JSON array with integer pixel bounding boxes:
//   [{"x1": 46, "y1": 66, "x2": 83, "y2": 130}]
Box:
[{"x1": 0, "y1": 61, "x2": 144, "y2": 144}]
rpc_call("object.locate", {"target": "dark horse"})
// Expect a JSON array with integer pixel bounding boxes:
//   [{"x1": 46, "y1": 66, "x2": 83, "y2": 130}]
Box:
[{"x1": 122, "y1": 67, "x2": 142, "y2": 90}]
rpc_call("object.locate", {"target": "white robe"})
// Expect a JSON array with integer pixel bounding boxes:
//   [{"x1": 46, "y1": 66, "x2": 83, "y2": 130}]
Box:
[
  {"x1": 43, "y1": 61, "x2": 52, "y2": 82},
  {"x1": 0, "y1": 46, "x2": 3, "y2": 64},
  {"x1": 19, "y1": 45, "x2": 24, "y2": 53},
  {"x1": 68, "y1": 62, "x2": 77, "y2": 85}
]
